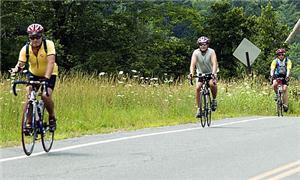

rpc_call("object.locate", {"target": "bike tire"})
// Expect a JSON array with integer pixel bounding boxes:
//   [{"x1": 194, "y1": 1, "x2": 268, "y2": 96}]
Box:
[
  {"x1": 277, "y1": 93, "x2": 283, "y2": 117},
  {"x1": 40, "y1": 105, "x2": 54, "y2": 152},
  {"x1": 200, "y1": 91, "x2": 206, "y2": 127},
  {"x1": 21, "y1": 102, "x2": 36, "y2": 156},
  {"x1": 206, "y1": 94, "x2": 212, "y2": 127}
]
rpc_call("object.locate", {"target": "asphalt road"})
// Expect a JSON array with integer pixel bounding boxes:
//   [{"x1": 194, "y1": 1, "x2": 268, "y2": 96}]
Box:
[{"x1": 1, "y1": 116, "x2": 299, "y2": 180}]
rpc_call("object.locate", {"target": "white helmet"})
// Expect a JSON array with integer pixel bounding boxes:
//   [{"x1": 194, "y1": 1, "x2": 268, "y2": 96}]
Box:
[
  {"x1": 197, "y1": 36, "x2": 210, "y2": 44},
  {"x1": 27, "y1": 23, "x2": 44, "y2": 35}
]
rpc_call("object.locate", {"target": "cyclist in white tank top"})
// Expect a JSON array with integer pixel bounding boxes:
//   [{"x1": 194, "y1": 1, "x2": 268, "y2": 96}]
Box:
[{"x1": 189, "y1": 36, "x2": 218, "y2": 118}]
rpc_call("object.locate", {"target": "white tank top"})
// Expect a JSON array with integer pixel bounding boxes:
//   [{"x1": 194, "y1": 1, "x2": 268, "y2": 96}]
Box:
[{"x1": 193, "y1": 48, "x2": 214, "y2": 74}]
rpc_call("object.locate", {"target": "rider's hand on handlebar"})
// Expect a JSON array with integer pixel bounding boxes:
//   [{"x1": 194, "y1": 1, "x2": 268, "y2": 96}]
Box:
[
  {"x1": 285, "y1": 76, "x2": 290, "y2": 81},
  {"x1": 269, "y1": 75, "x2": 274, "y2": 85},
  {"x1": 9, "y1": 66, "x2": 25, "y2": 74},
  {"x1": 188, "y1": 73, "x2": 193, "y2": 80},
  {"x1": 9, "y1": 67, "x2": 19, "y2": 74},
  {"x1": 212, "y1": 74, "x2": 217, "y2": 85},
  {"x1": 40, "y1": 77, "x2": 50, "y2": 85}
]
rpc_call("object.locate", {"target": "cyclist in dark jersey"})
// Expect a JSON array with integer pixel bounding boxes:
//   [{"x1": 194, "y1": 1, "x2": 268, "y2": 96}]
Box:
[{"x1": 270, "y1": 48, "x2": 292, "y2": 112}]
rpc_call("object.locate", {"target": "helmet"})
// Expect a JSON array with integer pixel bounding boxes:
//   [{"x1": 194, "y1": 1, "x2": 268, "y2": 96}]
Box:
[
  {"x1": 197, "y1": 36, "x2": 210, "y2": 45},
  {"x1": 27, "y1": 23, "x2": 44, "y2": 35},
  {"x1": 276, "y1": 48, "x2": 286, "y2": 55}
]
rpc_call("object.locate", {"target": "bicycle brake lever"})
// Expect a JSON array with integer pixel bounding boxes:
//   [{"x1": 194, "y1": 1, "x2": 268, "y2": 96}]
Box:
[
  {"x1": 12, "y1": 82, "x2": 18, "y2": 96},
  {"x1": 190, "y1": 79, "x2": 194, "y2": 86}
]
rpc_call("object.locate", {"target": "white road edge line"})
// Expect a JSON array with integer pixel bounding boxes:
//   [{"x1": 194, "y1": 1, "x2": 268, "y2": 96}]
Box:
[{"x1": 0, "y1": 116, "x2": 273, "y2": 163}]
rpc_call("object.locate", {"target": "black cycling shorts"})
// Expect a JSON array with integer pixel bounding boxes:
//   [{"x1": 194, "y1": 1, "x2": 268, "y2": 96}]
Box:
[
  {"x1": 27, "y1": 72, "x2": 57, "y2": 90},
  {"x1": 274, "y1": 74, "x2": 288, "y2": 86}
]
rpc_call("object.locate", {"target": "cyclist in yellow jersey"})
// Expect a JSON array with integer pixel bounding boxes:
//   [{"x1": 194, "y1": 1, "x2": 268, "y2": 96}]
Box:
[
  {"x1": 270, "y1": 48, "x2": 292, "y2": 112},
  {"x1": 11, "y1": 23, "x2": 58, "y2": 132}
]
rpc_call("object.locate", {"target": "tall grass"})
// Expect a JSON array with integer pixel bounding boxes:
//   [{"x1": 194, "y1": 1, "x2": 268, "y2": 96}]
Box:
[{"x1": 1, "y1": 72, "x2": 299, "y2": 147}]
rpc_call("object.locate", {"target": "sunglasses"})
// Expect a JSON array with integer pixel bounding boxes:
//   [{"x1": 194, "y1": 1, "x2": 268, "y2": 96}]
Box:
[
  {"x1": 29, "y1": 35, "x2": 42, "y2": 40},
  {"x1": 199, "y1": 43, "x2": 208, "y2": 46},
  {"x1": 277, "y1": 53, "x2": 285, "y2": 56}
]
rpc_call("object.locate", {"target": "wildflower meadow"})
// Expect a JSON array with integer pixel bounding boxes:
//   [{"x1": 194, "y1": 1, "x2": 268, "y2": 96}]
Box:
[{"x1": 1, "y1": 72, "x2": 299, "y2": 147}]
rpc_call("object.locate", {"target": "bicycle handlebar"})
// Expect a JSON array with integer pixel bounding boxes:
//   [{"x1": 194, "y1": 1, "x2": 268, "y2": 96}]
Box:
[
  {"x1": 12, "y1": 80, "x2": 49, "y2": 97},
  {"x1": 189, "y1": 73, "x2": 213, "y2": 86}
]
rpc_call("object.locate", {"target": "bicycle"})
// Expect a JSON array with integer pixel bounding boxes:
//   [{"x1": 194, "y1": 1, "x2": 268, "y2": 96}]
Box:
[
  {"x1": 190, "y1": 73, "x2": 213, "y2": 127},
  {"x1": 274, "y1": 77, "x2": 285, "y2": 117},
  {"x1": 11, "y1": 72, "x2": 54, "y2": 156}
]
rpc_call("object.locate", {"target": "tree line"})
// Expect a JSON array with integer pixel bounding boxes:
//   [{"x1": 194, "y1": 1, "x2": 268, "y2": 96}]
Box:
[{"x1": 1, "y1": 0, "x2": 299, "y2": 79}]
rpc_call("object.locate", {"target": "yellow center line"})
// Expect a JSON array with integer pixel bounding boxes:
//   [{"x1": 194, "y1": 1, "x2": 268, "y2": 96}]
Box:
[
  {"x1": 248, "y1": 160, "x2": 300, "y2": 180},
  {"x1": 271, "y1": 165, "x2": 300, "y2": 180}
]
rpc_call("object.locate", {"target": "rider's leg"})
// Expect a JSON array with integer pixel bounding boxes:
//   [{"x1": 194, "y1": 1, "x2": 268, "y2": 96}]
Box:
[
  {"x1": 23, "y1": 86, "x2": 33, "y2": 126},
  {"x1": 196, "y1": 82, "x2": 202, "y2": 108},
  {"x1": 42, "y1": 88, "x2": 55, "y2": 117},
  {"x1": 42, "y1": 75, "x2": 57, "y2": 131},
  {"x1": 195, "y1": 82, "x2": 202, "y2": 117},
  {"x1": 272, "y1": 80, "x2": 278, "y2": 100},
  {"x1": 282, "y1": 85, "x2": 288, "y2": 105},
  {"x1": 209, "y1": 80, "x2": 218, "y2": 111},
  {"x1": 209, "y1": 80, "x2": 217, "y2": 99},
  {"x1": 42, "y1": 88, "x2": 56, "y2": 131}
]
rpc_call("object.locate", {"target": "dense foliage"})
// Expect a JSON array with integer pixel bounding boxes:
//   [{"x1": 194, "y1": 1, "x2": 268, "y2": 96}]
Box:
[{"x1": 1, "y1": 0, "x2": 299, "y2": 79}]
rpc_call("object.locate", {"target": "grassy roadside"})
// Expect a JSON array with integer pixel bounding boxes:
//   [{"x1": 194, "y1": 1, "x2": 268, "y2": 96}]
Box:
[{"x1": 1, "y1": 73, "x2": 299, "y2": 147}]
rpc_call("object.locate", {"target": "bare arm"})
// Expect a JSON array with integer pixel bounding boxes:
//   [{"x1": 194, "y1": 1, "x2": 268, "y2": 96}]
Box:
[
  {"x1": 190, "y1": 51, "x2": 197, "y2": 77},
  {"x1": 286, "y1": 60, "x2": 292, "y2": 77},
  {"x1": 211, "y1": 50, "x2": 217, "y2": 75},
  {"x1": 270, "y1": 60, "x2": 276, "y2": 77},
  {"x1": 270, "y1": 68, "x2": 275, "y2": 77},
  {"x1": 45, "y1": 54, "x2": 55, "y2": 79},
  {"x1": 11, "y1": 61, "x2": 26, "y2": 73}
]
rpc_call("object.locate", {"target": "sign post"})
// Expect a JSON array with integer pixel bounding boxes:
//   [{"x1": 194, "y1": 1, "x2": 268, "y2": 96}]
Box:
[
  {"x1": 245, "y1": 52, "x2": 251, "y2": 75},
  {"x1": 233, "y1": 38, "x2": 261, "y2": 76}
]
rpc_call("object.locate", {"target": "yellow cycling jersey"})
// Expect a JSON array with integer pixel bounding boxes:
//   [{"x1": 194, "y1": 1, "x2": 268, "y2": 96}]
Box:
[
  {"x1": 271, "y1": 58, "x2": 292, "y2": 70},
  {"x1": 18, "y1": 39, "x2": 58, "y2": 77}
]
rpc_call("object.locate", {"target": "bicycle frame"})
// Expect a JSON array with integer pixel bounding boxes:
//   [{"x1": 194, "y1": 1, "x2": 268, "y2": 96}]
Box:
[
  {"x1": 12, "y1": 79, "x2": 53, "y2": 156},
  {"x1": 190, "y1": 73, "x2": 213, "y2": 127},
  {"x1": 275, "y1": 78, "x2": 284, "y2": 117},
  {"x1": 28, "y1": 86, "x2": 44, "y2": 134}
]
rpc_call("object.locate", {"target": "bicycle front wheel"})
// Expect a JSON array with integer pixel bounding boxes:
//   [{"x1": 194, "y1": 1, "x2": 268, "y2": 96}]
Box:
[
  {"x1": 277, "y1": 94, "x2": 283, "y2": 117},
  {"x1": 206, "y1": 94, "x2": 212, "y2": 127},
  {"x1": 40, "y1": 106, "x2": 54, "y2": 152},
  {"x1": 21, "y1": 102, "x2": 36, "y2": 156},
  {"x1": 200, "y1": 92, "x2": 206, "y2": 127}
]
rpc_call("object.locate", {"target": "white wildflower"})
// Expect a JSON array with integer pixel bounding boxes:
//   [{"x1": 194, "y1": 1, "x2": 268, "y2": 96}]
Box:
[{"x1": 99, "y1": 72, "x2": 106, "y2": 76}]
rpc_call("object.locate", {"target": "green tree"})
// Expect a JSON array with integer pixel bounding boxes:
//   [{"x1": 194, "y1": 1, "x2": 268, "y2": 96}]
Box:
[
  {"x1": 252, "y1": 2, "x2": 289, "y2": 77},
  {"x1": 204, "y1": 1, "x2": 256, "y2": 77}
]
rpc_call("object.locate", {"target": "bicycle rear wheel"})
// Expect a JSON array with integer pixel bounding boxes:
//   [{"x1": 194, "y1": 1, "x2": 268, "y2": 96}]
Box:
[
  {"x1": 206, "y1": 94, "x2": 212, "y2": 127},
  {"x1": 21, "y1": 102, "x2": 36, "y2": 156},
  {"x1": 40, "y1": 106, "x2": 54, "y2": 152},
  {"x1": 199, "y1": 92, "x2": 206, "y2": 127}
]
